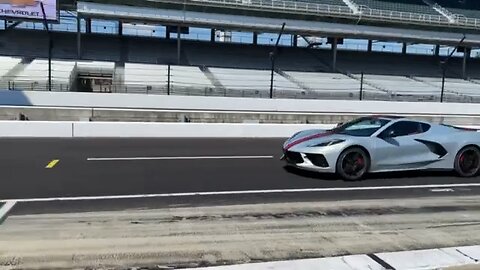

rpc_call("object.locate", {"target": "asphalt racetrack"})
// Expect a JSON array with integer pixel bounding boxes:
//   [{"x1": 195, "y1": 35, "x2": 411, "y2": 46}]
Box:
[
  {"x1": 1, "y1": 138, "x2": 480, "y2": 208},
  {"x1": 2, "y1": 138, "x2": 480, "y2": 269}
]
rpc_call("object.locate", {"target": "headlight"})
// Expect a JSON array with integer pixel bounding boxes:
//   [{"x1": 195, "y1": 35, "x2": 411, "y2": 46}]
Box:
[{"x1": 309, "y1": 139, "x2": 345, "y2": 147}]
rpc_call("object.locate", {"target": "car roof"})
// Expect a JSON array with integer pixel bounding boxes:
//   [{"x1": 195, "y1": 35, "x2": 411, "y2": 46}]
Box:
[{"x1": 370, "y1": 115, "x2": 405, "y2": 120}]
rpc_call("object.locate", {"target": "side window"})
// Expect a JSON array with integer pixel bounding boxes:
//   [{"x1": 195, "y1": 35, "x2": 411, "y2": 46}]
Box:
[
  {"x1": 381, "y1": 121, "x2": 426, "y2": 138},
  {"x1": 421, "y1": 123, "x2": 431, "y2": 132}
]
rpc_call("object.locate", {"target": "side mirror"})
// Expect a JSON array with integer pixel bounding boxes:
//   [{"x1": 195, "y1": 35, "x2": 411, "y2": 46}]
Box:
[{"x1": 336, "y1": 122, "x2": 343, "y2": 127}]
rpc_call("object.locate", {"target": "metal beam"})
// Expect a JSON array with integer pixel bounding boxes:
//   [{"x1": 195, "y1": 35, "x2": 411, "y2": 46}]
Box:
[
  {"x1": 177, "y1": 25, "x2": 181, "y2": 65},
  {"x1": 210, "y1": 29, "x2": 215, "y2": 42},
  {"x1": 118, "y1": 21, "x2": 123, "y2": 35},
  {"x1": 332, "y1": 37, "x2": 338, "y2": 71},
  {"x1": 462, "y1": 47, "x2": 470, "y2": 79},
  {"x1": 6, "y1": 21, "x2": 22, "y2": 30},
  {"x1": 86, "y1": 18, "x2": 92, "y2": 33},
  {"x1": 77, "y1": 16, "x2": 82, "y2": 59}
]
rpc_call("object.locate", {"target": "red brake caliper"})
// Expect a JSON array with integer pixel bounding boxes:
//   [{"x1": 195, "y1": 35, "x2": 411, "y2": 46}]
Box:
[{"x1": 356, "y1": 156, "x2": 364, "y2": 166}]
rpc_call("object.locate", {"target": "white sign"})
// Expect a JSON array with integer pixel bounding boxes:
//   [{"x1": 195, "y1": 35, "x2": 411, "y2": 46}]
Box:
[{"x1": 0, "y1": 0, "x2": 58, "y2": 21}]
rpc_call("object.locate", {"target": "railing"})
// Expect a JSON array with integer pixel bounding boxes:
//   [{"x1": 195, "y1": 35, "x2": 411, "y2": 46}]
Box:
[
  {"x1": 357, "y1": 5, "x2": 447, "y2": 24},
  {"x1": 3, "y1": 67, "x2": 480, "y2": 104}
]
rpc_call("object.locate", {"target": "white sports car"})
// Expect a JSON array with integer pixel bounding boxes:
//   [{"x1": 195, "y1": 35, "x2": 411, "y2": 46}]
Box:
[{"x1": 282, "y1": 115, "x2": 480, "y2": 180}]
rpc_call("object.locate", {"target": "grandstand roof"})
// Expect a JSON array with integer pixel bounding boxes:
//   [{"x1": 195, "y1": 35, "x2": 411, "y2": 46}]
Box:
[
  {"x1": 77, "y1": 0, "x2": 480, "y2": 33},
  {"x1": 77, "y1": 1, "x2": 480, "y2": 46}
]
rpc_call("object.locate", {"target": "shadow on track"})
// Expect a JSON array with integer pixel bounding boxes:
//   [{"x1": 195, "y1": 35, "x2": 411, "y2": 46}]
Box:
[{"x1": 283, "y1": 166, "x2": 459, "y2": 181}]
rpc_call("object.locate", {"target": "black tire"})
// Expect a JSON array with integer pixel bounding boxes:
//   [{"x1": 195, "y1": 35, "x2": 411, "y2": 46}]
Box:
[
  {"x1": 336, "y1": 147, "x2": 370, "y2": 181},
  {"x1": 454, "y1": 146, "x2": 480, "y2": 177}
]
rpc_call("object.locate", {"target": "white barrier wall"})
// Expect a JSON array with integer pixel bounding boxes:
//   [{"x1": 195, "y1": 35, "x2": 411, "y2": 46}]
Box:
[
  {"x1": 0, "y1": 121, "x2": 72, "y2": 137},
  {"x1": 0, "y1": 121, "x2": 331, "y2": 138},
  {"x1": 0, "y1": 121, "x2": 477, "y2": 138},
  {"x1": 72, "y1": 122, "x2": 332, "y2": 138},
  {"x1": 3, "y1": 90, "x2": 480, "y2": 116}
]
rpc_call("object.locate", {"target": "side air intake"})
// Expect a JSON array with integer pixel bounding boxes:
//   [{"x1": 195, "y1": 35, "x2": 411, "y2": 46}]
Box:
[{"x1": 415, "y1": 139, "x2": 448, "y2": 158}]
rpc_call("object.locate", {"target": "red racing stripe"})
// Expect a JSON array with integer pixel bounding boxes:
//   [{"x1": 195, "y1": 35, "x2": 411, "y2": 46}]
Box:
[{"x1": 285, "y1": 131, "x2": 333, "y2": 150}]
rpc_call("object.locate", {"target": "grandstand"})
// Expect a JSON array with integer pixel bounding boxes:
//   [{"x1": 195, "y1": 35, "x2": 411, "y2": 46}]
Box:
[{"x1": 0, "y1": 0, "x2": 479, "y2": 104}]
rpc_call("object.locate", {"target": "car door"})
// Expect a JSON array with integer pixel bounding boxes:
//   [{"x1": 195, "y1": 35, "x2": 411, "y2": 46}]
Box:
[{"x1": 371, "y1": 121, "x2": 437, "y2": 171}]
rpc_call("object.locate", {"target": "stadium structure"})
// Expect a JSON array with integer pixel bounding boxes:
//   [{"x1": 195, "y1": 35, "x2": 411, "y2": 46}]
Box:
[{"x1": 0, "y1": 0, "x2": 480, "y2": 103}]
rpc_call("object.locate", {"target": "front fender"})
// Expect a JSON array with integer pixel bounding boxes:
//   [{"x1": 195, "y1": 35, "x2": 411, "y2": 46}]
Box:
[{"x1": 283, "y1": 129, "x2": 327, "y2": 149}]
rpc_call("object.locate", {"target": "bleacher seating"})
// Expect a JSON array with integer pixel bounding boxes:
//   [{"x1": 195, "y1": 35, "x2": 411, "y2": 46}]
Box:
[
  {"x1": 124, "y1": 63, "x2": 214, "y2": 95},
  {"x1": 362, "y1": 74, "x2": 440, "y2": 97},
  {"x1": 0, "y1": 26, "x2": 478, "y2": 102},
  {"x1": 418, "y1": 77, "x2": 480, "y2": 97},
  {"x1": 0, "y1": 54, "x2": 478, "y2": 102},
  {"x1": 0, "y1": 56, "x2": 22, "y2": 90},
  {"x1": 284, "y1": 71, "x2": 379, "y2": 99},
  {"x1": 0, "y1": 56, "x2": 21, "y2": 78},
  {"x1": 124, "y1": 63, "x2": 168, "y2": 94},
  {"x1": 323, "y1": 50, "x2": 450, "y2": 77},
  {"x1": 354, "y1": 0, "x2": 438, "y2": 15},
  {"x1": 169, "y1": 65, "x2": 216, "y2": 95},
  {"x1": 13, "y1": 60, "x2": 76, "y2": 91},
  {"x1": 209, "y1": 67, "x2": 302, "y2": 97}
]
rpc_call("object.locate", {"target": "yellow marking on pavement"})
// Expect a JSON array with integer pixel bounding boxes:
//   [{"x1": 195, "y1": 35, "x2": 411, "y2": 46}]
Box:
[{"x1": 45, "y1": 159, "x2": 60, "y2": 169}]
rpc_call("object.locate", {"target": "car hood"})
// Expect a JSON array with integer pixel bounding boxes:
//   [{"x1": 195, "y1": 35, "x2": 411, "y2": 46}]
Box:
[{"x1": 283, "y1": 129, "x2": 348, "y2": 150}]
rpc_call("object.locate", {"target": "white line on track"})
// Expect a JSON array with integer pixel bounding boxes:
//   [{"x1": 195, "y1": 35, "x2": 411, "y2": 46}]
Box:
[
  {"x1": 0, "y1": 201, "x2": 17, "y2": 223},
  {"x1": 87, "y1": 155, "x2": 274, "y2": 161},
  {"x1": 2, "y1": 183, "x2": 480, "y2": 204}
]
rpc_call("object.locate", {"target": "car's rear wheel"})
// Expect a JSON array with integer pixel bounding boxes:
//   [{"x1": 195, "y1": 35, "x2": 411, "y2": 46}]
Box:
[
  {"x1": 454, "y1": 146, "x2": 480, "y2": 177},
  {"x1": 336, "y1": 147, "x2": 369, "y2": 181}
]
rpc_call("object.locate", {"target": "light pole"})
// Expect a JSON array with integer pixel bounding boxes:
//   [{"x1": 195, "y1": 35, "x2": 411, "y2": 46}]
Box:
[
  {"x1": 439, "y1": 35, "x2": 466, "y2": 103},
  {"x1": 269, "y1": 22, "x2": 286, "y2": 99},
  {"x1": 40, "y1": 2, "x2": 52, "y2": 92}
]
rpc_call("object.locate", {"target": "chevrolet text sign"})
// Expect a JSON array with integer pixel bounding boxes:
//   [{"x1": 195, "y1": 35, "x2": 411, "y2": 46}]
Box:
[{"x1": 0, "y1": 0, "x2": 58, "y2": 21}]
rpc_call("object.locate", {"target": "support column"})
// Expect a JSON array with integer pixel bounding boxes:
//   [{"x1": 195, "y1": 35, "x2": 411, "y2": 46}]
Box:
[
  {"x1": 253, "y1": 32, "x2": 258, "y2": 45},
  {"x1": 463, "y1": 47, "x2": 470, "y2": 79},
  {"x1": 166, "y1": 27, "x2": 170, "y2": 40},
  {"x1": 177, "y1": 25, "x2": 181, "y2": 65},
  {"x1": 86, "y1": 18, "x2": 91, "y2": 34},
  {"x1": 77, "y1": 17, "x2": 82, "y2": 59},
  {"x1": 292, "y1": 34, "x2": 297, "y2": 47},
  {"x1": 210, "y1": 29, "x2": 215, "y2": 42},
  {"x1": 332, "y1": 37, "x2": 338, "y2": 71},
  {"x1": 118, "y1": 21, "x2": 123, "y2": 35},
  {"x1": 402, "y1": 42, "x2": 407, "y2": 54},
  {"x1": 367, "y1": 40, "x2": 372, "y2": 52},
  {"x1": 434, "y1": 44, "x2": 440, "y2": 57}
]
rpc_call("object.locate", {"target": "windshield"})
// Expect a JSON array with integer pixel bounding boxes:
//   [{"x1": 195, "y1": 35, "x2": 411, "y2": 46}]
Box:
[{"x1": 333, "y1": 117, "x2": 391, "y2": 137}]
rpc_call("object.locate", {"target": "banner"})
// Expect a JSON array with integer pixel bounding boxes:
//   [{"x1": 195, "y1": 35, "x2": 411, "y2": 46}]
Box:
[{"x1": 0, "y1": 0, "x2": 58, "y2": 21}]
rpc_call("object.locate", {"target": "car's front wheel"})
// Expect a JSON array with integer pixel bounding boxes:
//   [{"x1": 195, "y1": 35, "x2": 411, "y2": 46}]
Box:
[
  {"x1": 454, "y1": 146, "x2": 480, "y2": 177},
  {"x1": 336, "y1": 147, "x2": 370, "y2": 181}
]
